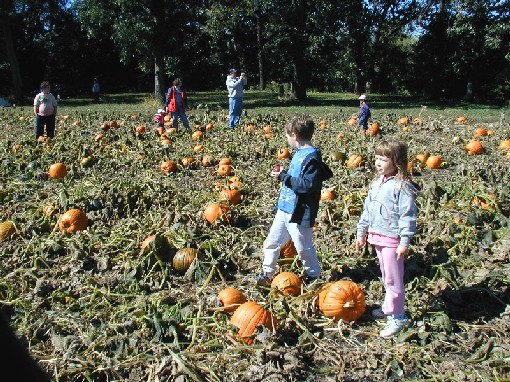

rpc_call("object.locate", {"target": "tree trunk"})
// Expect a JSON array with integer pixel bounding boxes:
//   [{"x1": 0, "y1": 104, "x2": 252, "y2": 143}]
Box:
[
  {"x1": 255, "y1": 11, "x2": 264, "y2": 90},
  {"x1": 154, "y1": 54, "x2": 165, "y2": 102},
  {"x1": 1, "y1": 0, "x2": 23, "y2": 105}
]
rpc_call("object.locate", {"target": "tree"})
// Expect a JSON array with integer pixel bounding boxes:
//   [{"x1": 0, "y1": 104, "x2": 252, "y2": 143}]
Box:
[{"x1": 0, "y1": 0, "x2": 23, "y2": 103}]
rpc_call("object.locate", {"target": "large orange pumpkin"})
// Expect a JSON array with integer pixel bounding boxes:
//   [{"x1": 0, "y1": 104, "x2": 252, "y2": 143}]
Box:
[
  {"x1": 230, "y1": 301, "x2": 276, "y2": 344},
  {"x1": 425, "y1": 155, "x2": 442, "y2": 169},
  {"x1": 219, "y1": 189, "x2": 241, "y2": 205},
  {"x1": 465, "y1": 140, "x2": 483, "y2": 155},
  {"x1": 58, "y1": 209, "x2": 88, "y2": 234},
  {"x1": 317, "y1": 280, "x2": 366, "y2": 322},
  {"x1": 217, "y1": 288, "x2": 247, "y2": 313},
  {"x1": 346, "y1": 154, "x2": 364, "y2": 168},
  {"x1": 271, "y1": 272, "x2": 303, "y2": 296},
  {"x1": 415, "y1": 153, "x2": 429, "y2": 165},
  {"x1": 203, "y1": 203, "x2": 231, "y2": 224},
  {"x1": 48, "y1": 163, "x2": 67, "y2": 179},
  {"x1": 320, "y1": 189, "x2": 336, "y2": 201},
  {"x1": 172, "y1": 248, "x2": 197, "y2": 273}
]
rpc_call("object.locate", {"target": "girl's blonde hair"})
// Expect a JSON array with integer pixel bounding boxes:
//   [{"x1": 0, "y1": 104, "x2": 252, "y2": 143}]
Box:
[{"x1": 375, "y1": 139, "x2": 411, "y2": 180}]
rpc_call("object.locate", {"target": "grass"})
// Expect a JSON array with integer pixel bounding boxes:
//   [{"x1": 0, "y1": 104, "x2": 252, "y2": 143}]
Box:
[{"x1": 41, "y1": 90, "x2": 509, "y2": 124}]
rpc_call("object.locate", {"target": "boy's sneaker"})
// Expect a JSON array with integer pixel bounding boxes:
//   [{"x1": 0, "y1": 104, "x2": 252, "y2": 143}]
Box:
[
  {"x1": 255, "y1": 274, "x2": 271, "y2": 288},
  {"x1": 380, "y1": 316, "x2": 409, "y2": 338},
  {"x1": 372, "y1": 307, "x2": 388, "y2": 319}
]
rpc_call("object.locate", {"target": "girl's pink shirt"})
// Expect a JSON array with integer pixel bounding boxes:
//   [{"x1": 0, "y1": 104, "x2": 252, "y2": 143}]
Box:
[{"x1": 367, "y1": 232, "x2": 400, "y2": 248}]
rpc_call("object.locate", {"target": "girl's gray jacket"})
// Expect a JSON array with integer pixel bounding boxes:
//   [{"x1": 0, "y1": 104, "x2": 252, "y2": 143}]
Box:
[{"x1": 356, "y1": 176, "x2": 419, "y2": 246}]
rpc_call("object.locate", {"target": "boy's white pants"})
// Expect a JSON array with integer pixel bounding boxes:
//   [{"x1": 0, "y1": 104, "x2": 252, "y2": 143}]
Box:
[{"x1": 262, "y1": 209, "x2": 321, "y2": 278}]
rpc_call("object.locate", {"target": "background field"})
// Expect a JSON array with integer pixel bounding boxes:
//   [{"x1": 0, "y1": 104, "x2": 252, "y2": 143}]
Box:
[{"x1": 0, "y1": 91, "x2": 509, "y2": 381}]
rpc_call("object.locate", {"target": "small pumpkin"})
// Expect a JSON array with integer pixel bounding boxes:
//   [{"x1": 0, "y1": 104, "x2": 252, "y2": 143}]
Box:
[
  {"x1": 219, "y1": 157, "x2": 232, "y2": 166},
  {"x1": 457, "y1": 116, "x2": 468, "y2": 124},
  {"x1": 425, "y1": 155, "x2": 442, "y2": 169},
  {"x1": 203, "y1": 203, "x2": 231, "y2": 224},
  {"x1": 473, "y1": 127, "x2": 487, "y2": 137},
  {"x1": 94, "y1": 133, "x2": 105, "y2": 142},
  {"x1": 320, "y1": 189, "x2": 336, "y2": 201},
  {"x1": 397, "y1": 116, "x2": 410, "y2": 126},
  {"x1": 230, "y1": 301, "x2": 276, "y2": 344},
  {"x1": 320, "y1": 119, "x2": 327, "y2": 129},
  {"x1": 271, "y1": 272, "x2": 303, "y2": 296},
  {"x1": 219, "y1": 189, "x2": 241, "y2": 205},
  {"x1": 415, "y1": 153, "x2": 429, "y2": 164},
  {"x1": 218, "y1": 288, "x2": 247, "y2": 313},
  {"x1": 191, "y1": 130, "x2": 204, "y2": 141},
  {"x1": 181, "y1": 157, "x2": 196, "y2": 167},
  {"x1": 108, "y1": 120, "x2": 118, "y2": 128},
  {"x1": 139, "y1": 234, "x2": 156, "y2": 255},
  {"x1": 48, "y1": 163, "x2": 68, "y2": 179},
  {"x1": 317, "y1": 280, "x2": 366, "y2": 322},
  {"x1": 277, "y1": 148, "x2": 291, "y2": 160},
  {"x1": 58, "y1": 208, "x2": 88, "y2": 234},
  {"x1": 172, "y1": 247, "x2": 197, "y2": 273},
  {"x1": 347, "y1": 117, "x2": 357, "y2": 126},
  {"x1": 0, "y1": 221, "x2": 17, "y2": 241},
  {"x1": 346, "y1": 154, "x2": 363, "y2": 168},
  {"x1": 205, "y1": 122, "x2": 214, "y2": 131},
  {"x1": 160, "y1": 160, "x2": 177, "y2": 173},
  {"x1": 280, "y1": 239, "x2": 297, "y2": 262},
  {"x1": 465, "y1": 140, "x2": 483, "y2": 155},
  {"x1": 498, "y1": 140, "x2": 510, "y2": 151},
  {"x1": 263, "y1": 125, "x2": 273, "y2": 134},
  {"x1": 217, "y1": 164, "x2": 232, "y2": 176},
  {"x1": 193, "y1": 144, "x2": 205, "y2": 153},
  {"x1": 135, "y1": 125, "x2": 146, "y2": 134},
  {"x1": 201, "y1": 155, "x2": 214, "y2": 167},
  {"x1": 413, "y1": 117, "x2": 423, "y2": 125},
  {"x1": 366, "y1": 122, "x2": 380, "y2": 136}
]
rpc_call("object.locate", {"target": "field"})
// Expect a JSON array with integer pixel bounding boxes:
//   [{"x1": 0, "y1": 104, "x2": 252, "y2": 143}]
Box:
[{"x1": 0, "y1": 91, "x2": 509, "y2": 382}]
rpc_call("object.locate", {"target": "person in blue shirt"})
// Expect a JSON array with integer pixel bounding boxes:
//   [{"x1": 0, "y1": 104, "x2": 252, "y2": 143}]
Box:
[
  {"x1": 165, "y1": 78, "x2": 190, "y2": 130},
  {"x1": 358, "y1": 94, "x2": 371, "y2": 131},
  {"x1": 255, "y1": 114, "x2": 333, "y2": 287},
  {"x1": 226, "y1": 69, "x2": 247, "y2": 129}
]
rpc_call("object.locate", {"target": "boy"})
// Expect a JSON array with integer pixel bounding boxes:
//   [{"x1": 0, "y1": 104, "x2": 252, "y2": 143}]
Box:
[
  {"x1": 358, "y1": 94, "x2": 371, "y2": 131},
  {"x1": 256, "y1": 114, "x2": 333, "y2": 287}
]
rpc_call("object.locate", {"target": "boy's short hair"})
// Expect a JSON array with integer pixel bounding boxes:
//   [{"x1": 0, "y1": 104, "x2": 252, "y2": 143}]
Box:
[
  {"x1": 40, "y1": 81, "x2": 50, "y2": 89},
  {"x1": 284, "y1": 114, "x2": 315, "y2": 140}
]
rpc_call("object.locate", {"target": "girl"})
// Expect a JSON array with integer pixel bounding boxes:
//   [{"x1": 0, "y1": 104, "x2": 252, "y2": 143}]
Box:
[
  {"x1": 33, "y1": 81, "x2": 58, "y2": 141},
  {"x1": 355, "y1": 139, "x2": 419, "y2": 338},
  {"x1": 165, "y1": 78, "x2": 190, "y2": 130}
]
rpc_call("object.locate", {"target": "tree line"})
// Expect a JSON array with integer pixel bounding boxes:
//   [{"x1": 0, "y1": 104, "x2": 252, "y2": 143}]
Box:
[{"x1": 1, "y1": 0, "x2": 509, "y2": 105}]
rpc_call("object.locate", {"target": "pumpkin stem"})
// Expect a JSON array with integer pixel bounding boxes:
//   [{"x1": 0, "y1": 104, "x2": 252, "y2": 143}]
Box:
[{"x1": 343, "y1": 300, "x2": 355, "y2": 308}]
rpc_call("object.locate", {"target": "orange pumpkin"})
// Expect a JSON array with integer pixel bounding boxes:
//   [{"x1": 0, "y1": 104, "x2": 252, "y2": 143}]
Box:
[
  {"x1": 413, "y1": 117, "x2": 423, "y2": 125},
  {"x1": 230, "y1": 301, "x2": 276, "y2": 344},
  {"x1": 48, "y1": 163, "x2": 67, "y2": 179},
  {"x1": 415, "y1": 153, "x2": 429, "y2": 164},
  {"x1": 205, "y1": 122, "x2": 214, "y2": 131},
  {"x1": 181, "y1": 157, "x2": 196, "y2": 167},
  {"x1": 245, "y1": 123, "x2": 256, "y2": 132},
  {"x1": 139, "y1": 234, "x2": 156, "y2": 255},
  {"x1": 172, "y1": 248, "x2": 197, "y2": 273},
  {"x1": 217, "y1": 164, "x2": 232, "y2": 176},
  {"x1": 219, "y1": 189, "x2": 241, "y2": 205},
  {"x1": 320, "y1": 189, "x2": 336, "y2": 201},
  {"x1": 160, "y1": 160, "x2": 177, "y2": 173},
  {"x1": 0, "y1": 221, "x2": 17, "y2": 241},
  {"x1": 201, "y1": 155, "x2": 214, "y2": 167},
  {"x1": 263, "y1": 125, "x2": 273, "y2": 134},
  {"x1": 58, "y1": 209, "x2": 88, "y2": 234},
  {"x1": 317, "y1": 280, "x2": 366, "y2": 322},
  {"x1": 191, "y1": 131, "x2": 204, "y2": 141},
  {"x1": 156, "y1": 126, "x2": 165, "y2": 135},
  {"x1": 366, "y1": 122, "x2": 380, "y2": 136},
  {"x1": 218, "y1": 288, "x2": 247, "y2": 313},
  {"x1": 94, "y1": 133, "x2": 105, "y2": 142},
  {"x1": 280, "y1": 239, "x2": 297, "y2": 262},
  {"x1": 108, "y1": 120, "x2": 118, "y2": 128},
  {"x1": 473, "y1": 127, "x2": 487, "y2": 137},
  {"x1": 498, "y1": 140, "x2": 510, "y2": 150},
  {"x1": 218, "y1": 157, "x2": 232, "y2": 166},
  {"x1": 347, "y1": 117, "x2": 357, "y2": 126},
  {"x1": 277, "y1": 148, "x2": 291, "y2": 160},
  {"x1": 320, "y1": 119, "x2": 327, "y2": 129},
  {"x1": 465, "y1": 140, "x2": 483, "y2": 155},
  {"x1": 271, "y1": 272, "x2": 302, "y2": 296},
  {"x1": 425, "y1": 155, "x2": 442, "y2": 169},
  {"x1": 457, "y1": 116, "x2": 468, "y2": 124},
  {"x1": 346, "y1": 154, "x2": 363, "y2": 168},
  {"x1": 203, "y1": 203, "x2": 231, "y2": 224},
  {"x1": 193, "y1": 144, "x2": 205, "y2": 152},
  {"x1": 397, "y1": 116, "x2": 410, "y2": 126},
  {"x1": 135, "y1": 125, "x2": 146, "y2": 134}
]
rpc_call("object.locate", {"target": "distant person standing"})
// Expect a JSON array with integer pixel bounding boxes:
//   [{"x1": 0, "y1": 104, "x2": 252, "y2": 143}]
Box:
[
  {"x1": 358, "y1": 94, "x2": 371, "y2": 132},
  {"x1": 92, "y1": 78, "x2": 100, "y2": 103},
  {"x1": 33, "y1": 81, "x2": 57, "y2": 141},
  {"x1": 165, "y1": 78, "x2": 190, "y2": 131},
  {"x1": 226, "y1": 68, "x2": 247, "y2": 129}
]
